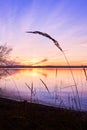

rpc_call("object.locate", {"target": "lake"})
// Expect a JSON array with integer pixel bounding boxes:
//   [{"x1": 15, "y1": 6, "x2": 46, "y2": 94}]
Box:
[{"x1": 0, "y1": 68, "x2": 87, "y2": 111}]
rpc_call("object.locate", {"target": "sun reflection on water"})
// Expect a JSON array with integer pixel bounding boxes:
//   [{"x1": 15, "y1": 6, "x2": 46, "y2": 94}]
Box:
[{"x1": 0, "y1": 68, "x2": 87, "y2": 110}]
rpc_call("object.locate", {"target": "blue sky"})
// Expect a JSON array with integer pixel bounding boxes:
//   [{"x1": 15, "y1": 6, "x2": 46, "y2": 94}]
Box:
[{"x1": 0, "y1": 0, "x2": 87, "y2": 65}]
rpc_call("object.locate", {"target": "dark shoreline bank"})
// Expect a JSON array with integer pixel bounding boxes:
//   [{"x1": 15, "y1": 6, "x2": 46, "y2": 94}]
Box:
[
  {"x1": 0, "y1": 65, "x2": 87, "y2": 69},
  {"x1": 0, "y1": 97, "x2": 87, "y2": 130}
]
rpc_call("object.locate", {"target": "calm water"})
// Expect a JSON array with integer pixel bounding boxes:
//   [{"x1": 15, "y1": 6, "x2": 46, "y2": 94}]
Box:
[{"x1": 0, "y1": 68, "x2": 87, "y2": 111}]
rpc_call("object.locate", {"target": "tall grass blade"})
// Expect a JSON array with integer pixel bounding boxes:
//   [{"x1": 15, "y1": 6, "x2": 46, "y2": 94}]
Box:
[
  {"x1": 83, "y1": 66, "x2": 87, "y2": 81},
  {"x1": 40, "y1": 78, "x2": 50, "y2": 94},
  {"x1": 25, "y1": 82, "x2": 34, "y2": 102},
  {"x1": 26, "y1": 30, "x2": 81, "y2": 110},
  {"x1": 25, "y1": 82, "x2": 31, "y2": 90},
  {"x1": 62, "y1": 51, "x2": 81, "y2": 110}
]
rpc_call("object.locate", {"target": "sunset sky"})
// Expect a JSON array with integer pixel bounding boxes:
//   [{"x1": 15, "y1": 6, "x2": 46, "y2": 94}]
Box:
[{"x1": 0, "y1": 0, "x2": 87, "y2": 65}]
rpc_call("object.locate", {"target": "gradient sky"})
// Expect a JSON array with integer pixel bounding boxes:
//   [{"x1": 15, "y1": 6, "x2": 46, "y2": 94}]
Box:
[{"x1": 0, "y1": 0, "x2": 87, "y2": 65}]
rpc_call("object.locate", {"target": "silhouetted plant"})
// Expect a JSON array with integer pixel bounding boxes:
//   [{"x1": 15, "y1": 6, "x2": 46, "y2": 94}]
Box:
[
  {"x1": 40, "y1": 78, "x2": 50, "y2": 95},
  {"x1": 0, "y1": 44, "x2": 12, "y2": 65},
  {"x1": 83, "y1": 66, "x2": 87, "y2": 81},
  {"x1": 25, "y1": 82, "x2": 38, "y2": 102}
]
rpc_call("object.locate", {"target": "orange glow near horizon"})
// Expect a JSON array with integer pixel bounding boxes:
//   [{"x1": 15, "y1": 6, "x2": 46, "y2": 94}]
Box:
[{"x1": 12, "y1": 56, "x2": 87, "y2": 66}]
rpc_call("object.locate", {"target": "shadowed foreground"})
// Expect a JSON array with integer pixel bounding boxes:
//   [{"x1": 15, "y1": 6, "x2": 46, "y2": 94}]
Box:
[{"x1": 0, "y1": 97, "x2": 87, "y2": 130}]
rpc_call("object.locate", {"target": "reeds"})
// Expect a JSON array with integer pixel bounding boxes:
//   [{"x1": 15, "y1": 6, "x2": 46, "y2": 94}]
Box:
[
  {"x1": 26, "y1": 31, "x2": 81, "y2": 110},
  {"x1": 62, "y1": 51, "x2": 81, "y2": 109},
  {"x1": 40, "y1": 78, "x2": 50, "y2": 94},
  {"x1": 83, "y1": 66, "x2": 87, "y2": 81},
  {"x1": 25, "y1": 82, "x2": 38, "y2": 103},
  {"x1": 68, "y1": 95, "x2": 79, "y2": 110}
]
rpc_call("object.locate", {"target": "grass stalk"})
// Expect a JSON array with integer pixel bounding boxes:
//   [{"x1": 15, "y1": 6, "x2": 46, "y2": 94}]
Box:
[
  {"x1": 60, "y1": 51, "x2": 81, "y2": 110},
  {"x1": 25, "y1": 82, "x2": 38, "y2": 103},
  {"x1": 83, "y1": 66, "x2": 87, "y2": 81},
  {"x1": 40, "y1": 78, "x2": 50, "y2": 95},
  {"x1": 25, "y1": 82, "x2": 33, "y2": 102}
]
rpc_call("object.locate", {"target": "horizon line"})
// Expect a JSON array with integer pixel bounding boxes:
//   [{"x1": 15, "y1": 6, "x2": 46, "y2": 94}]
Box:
[{"x1": 0, "y1": 65, "x2": 87, "y2": 68}]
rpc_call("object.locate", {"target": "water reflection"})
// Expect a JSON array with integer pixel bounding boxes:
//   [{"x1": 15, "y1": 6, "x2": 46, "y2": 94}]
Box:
[
  {"x1": 0, "y1": 68, "x2": 87, "y2": 111},
  {"x1": 0, "y1": 69, "x2": 8, "y2": 79}
]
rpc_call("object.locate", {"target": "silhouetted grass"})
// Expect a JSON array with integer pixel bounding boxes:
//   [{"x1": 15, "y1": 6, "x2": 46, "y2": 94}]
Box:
[
  {"x1": 40, "y1": 78, "x2": 50, "y2": 94},
  {"x1": 25, "y1": 82, "x2": 38, "y2": 103},
  {"x1": 83, "y1": 66, "x2": 87, "y2": 81}
]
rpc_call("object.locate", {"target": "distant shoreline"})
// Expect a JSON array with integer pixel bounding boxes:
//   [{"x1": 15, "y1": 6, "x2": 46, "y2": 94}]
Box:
[{"x1": 0, "y1": 65, "x2": 87, "y2": 68}]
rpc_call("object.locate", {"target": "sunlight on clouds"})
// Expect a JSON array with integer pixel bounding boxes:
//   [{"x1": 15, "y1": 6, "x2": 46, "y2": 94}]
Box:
[{"x1": 0, "y1": 0, "x2": 87, "y2": 65}]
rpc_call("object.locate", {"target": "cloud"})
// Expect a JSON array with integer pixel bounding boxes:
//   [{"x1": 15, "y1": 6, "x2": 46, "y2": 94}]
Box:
[{"x1": 32, "y1": 58, "x2": 48, "y2": 65}]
